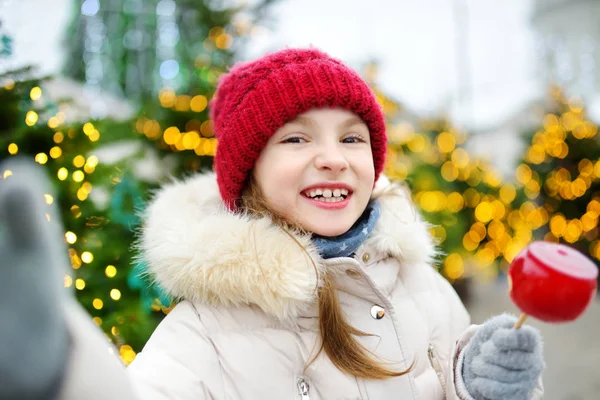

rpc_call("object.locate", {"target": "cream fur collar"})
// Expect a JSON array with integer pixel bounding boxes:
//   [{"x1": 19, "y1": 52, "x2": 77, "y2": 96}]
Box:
[{"x1": 138, "y1": 172, "x2": 436, "y2": 321}]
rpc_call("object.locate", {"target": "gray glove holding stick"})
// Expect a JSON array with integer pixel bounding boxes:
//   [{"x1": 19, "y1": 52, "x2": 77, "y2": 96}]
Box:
[{"x1": 461, "y1": 314, "x2": 544, "y2": 400}]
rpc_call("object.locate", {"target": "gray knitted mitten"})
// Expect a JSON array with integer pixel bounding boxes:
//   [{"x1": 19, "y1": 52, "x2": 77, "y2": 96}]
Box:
[
  {"x1": 462, "y1": 314, "x2": 544, "y2": 400},
  {"x1": 0, "y1": 159, "x2": 70, "y2": 400}
]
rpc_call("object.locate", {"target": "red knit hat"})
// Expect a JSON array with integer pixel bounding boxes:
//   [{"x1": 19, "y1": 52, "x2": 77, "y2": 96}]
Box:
[{"x1": 210, "y1": 48, "x2": 387, "y2": 210}]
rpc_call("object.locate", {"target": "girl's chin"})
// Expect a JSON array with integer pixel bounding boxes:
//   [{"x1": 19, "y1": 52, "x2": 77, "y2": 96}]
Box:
[{"x1": 306, "y1": 224, "x2": 352, "y2": 237}]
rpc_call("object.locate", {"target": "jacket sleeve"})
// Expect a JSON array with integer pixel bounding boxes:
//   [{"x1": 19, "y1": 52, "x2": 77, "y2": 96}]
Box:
[
  {"x1": 58, "y1": 300, "x2": 224, "y2": 400},
  {"x1": 127, "y1": 301, "x2": 225, "y2": 400}
]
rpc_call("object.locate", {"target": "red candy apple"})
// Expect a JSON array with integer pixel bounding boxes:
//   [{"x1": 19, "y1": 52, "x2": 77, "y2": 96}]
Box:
[{"x1": 508, "y1": 241, "x2": 598, "y2": 324}]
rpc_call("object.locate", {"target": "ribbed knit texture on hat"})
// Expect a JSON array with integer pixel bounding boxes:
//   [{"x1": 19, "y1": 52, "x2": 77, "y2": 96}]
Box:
[{"x1": 210, "y1": 48, "x2": 387, "y2": 210}]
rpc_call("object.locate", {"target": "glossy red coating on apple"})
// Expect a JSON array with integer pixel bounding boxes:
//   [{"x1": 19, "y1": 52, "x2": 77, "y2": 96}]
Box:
[{"x1": 509, "y1": 241, "x2": 598, "y2": 323}]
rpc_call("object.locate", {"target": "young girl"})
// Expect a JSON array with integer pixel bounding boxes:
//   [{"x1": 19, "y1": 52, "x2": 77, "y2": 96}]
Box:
[{"x1": 1, "y1": 48, "x2": 544, "y2": 400}]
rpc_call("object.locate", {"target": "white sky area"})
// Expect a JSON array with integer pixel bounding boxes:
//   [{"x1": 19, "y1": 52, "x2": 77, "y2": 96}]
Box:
[{"x1": 1, "y1": 0, "x2": 542, "y2": 131}]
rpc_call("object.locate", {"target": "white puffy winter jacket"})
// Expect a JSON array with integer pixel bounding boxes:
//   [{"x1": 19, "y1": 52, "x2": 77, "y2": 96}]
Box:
[{"x1": 58, "y1": 173, "x2": 543, "y2": 400}]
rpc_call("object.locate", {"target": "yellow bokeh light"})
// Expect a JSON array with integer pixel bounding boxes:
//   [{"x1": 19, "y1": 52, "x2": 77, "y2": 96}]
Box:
[
  {"x1": 430, "y1": 226, "x2": 447, "y2": 243},
  {"x1": 48, "y1": 116, "x2": 60, "y2": 129},
  {"x1": 475, "y1": 202, "x2": 494, "y2": 223},
  {"x1": 581, "y1": 212, "x2": 598, "y2": 232},
  {"x1": 120, "y1": 345, "x2": 137, "y2": 365},
  {"x1": 470, "y1": 222, "x2": 487, "y2": 242},
  {"x1": 463, "y1": 188, "x2": 480, "y2": 208},
  {"x1": 65, "y1": 231, "x2": 77, "y2": 244},
  {"x1": 527, "y1": 144, "x2": 546, "y2": 164},
  {"x1": 49, "y1": 146, "x2": 62, "y2": 159},
  {"x1": 588, "y1": 200, "x2": 600, "y2": 214},
  {"x1": 30, "y1": 86, "x2": 42, "y2": 100},
  {"x1": 35, "y1": 153, "x2": 48, "y2": 164},
  {"x1": 515, "y1": 164, "x2": 532, "y2": 184},
  {"x1": 72, "y1": 170, "x2": 85, "y2": 182},
  {"x1": 25, "y1": 111, "x2": 38, "y2": 126},
  {"x1": 44, "y1": 194, "x2": 54, "y2": 204},
  {"x1": 64, "y1": 275, "x2": 73, "y2": 288},
  {"x1": 81, "y1": 251, "x2": 94, "y2": 264},
  {"x1": 182, "y1": 131, "x2": 201, "y2": 150},
  {"x1": 110, "y1": 289, "x2": 121, "y2": 301},
  {"x1": 190, "y1": 95, "x2": 208, "y2": 112},
  {"x1": 444, "y1": 253, "x2": 464, "y2": 280},
  {"x1": 89, "y1": 130, "x2": 100, "y2": 142},
  {"x1": 407, "y1": 134, "x2": 426, "y2": 153},
  {"x1": 105, "y1": 265, "x2": 117, "y2": 278},
  {"x1": 81, "y1": 182, "x2": 92, "y2": 194},
  {"x1": 77, "y1": 187, "x2": 89, "y2": 201},
  {"x1": 8, "y1": 143, "x2": 18, "y2": 155},
  {"x1": 53, "y1": 132, "x2": 64, "y2": 143},
  {"x1": 451, "y1": 148, "x2": 470, "y2": 168},
  {"x1": 487, "y1": 220, "x2": 506, "y2": 240},
  {"x1": 86, "y1": 155, "x2": 99, "y2": 168},
  {"x1": 75, "y1": 279, "x2": 86, "y2": 290},
  {"x1": 499, "y1": 184, "x2": 516, "y2": 204},
  {"x1": 83, "y1": 123, "x2": 95, "y2": 136},
  {"x1": 419, "y1": 191, "x2": 446, "y2": 212},
  {"x1": 200, "y1": 120, "x2": 214, "y2": 137},
  {"x1": 591, "y1": 241, "x2": 600, "y2": 260},
  {"x1": 175, "y1": 95, "x2": 191, "y2": 112},
  {"x1": 163, "y1": 126, "x2": 180, "y2": 145},
  {"x1": 579, "y1": 159, "x2": 594, "y2": 176},
  {"x1": 159, "y1": 88, "x2": 177, "y2": 108},
  {"x1": 441, "y1": 161, "x2": 459, "y2": 182},
  {"x1": 3, "y1": 170, "x2": 12, "y2": 178},
  {"x1": 73, "y1": 155, "x2": 85, "y2": 168},
  {"x1": 563, "y1": 220, "x2": 582, "y2": 243},
  {"x1": 57, "y1": 167, "x2": 68, "y2": 181},
  {"x1": 215, "y1": 33, "x2": 233, "y2": 49},
  {"x1": 484, "y1": 169, "x2": 503, "y2": 187},
  {"x1": 92, "y1": 317, "x2": 102, "y2": 326},
  {"x1": 93, "y1": 298, "x2": 104, "y2": 310},
  {"x1": 549, "y1": 214, "x2": 567, "y2": 237},
  {"x1": 543, "y1": 113, "x2": 560, "y2": 132},
  {"x1": 447, "y1": 192, "x2": 464, "y2": 213},
  {"x1": 462, "y1": 233, "x2": 479, "y2": 251},
  {"x1": 436, "y1": 132, "x2": 456, "y2": 153}
]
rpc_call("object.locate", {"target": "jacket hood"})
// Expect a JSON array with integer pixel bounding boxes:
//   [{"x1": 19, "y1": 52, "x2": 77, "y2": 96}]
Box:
[{"x1": 138, "y1": 172, "x2": 437, "y2": 321}]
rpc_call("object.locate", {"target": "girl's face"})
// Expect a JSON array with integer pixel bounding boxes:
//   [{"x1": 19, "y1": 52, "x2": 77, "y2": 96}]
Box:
[{"x1": 253, "y1": 108, "x2": 375, "y2": 237}]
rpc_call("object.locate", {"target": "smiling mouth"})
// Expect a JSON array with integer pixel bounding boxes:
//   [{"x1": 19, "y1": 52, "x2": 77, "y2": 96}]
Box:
[{"x1": 302, "y1": 188, "x2": 352, "y2": 203}]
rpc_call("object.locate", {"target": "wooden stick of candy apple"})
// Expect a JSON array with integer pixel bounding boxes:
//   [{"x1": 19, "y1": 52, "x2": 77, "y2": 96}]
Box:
[{"x1": 508, "y1": 241, "x2": 598, "y2": 329}]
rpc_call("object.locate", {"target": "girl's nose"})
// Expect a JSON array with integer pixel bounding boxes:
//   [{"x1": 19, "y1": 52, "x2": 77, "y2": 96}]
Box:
[{"x1": 314, "y1": 144, "x2": 349, "y2": 173}]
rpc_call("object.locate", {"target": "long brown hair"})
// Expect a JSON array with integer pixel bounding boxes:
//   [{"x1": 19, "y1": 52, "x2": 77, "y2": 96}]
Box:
[{"x1": 239, "y1": 175, "x2": 413, "y2": 380}]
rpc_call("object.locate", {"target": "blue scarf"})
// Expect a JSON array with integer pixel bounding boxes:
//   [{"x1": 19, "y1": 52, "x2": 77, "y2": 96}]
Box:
[{"x1": 312, "y1": 200, "x2": 381, "y2": 259}]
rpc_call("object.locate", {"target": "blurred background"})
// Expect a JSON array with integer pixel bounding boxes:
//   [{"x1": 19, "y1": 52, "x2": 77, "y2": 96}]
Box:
[{"x1": 1, "y1": 0, "x2": 599, "y2": 398}]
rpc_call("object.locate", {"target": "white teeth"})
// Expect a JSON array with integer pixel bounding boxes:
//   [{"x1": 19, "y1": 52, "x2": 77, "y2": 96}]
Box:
[
  {"x1": 304, "y1": 187, "x2": 350, "y2": 199},
  {"x1": 315, "y1": 196, "x2": 344, "y2": 202}
]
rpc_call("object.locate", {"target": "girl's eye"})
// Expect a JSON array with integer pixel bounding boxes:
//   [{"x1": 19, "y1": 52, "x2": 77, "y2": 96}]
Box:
[
  {"x1": 282, "y1": 136, "x2": 307, "y2": 144},
  {"x1": 342, "y1": 134, "x2": 367, "y2": 144}
]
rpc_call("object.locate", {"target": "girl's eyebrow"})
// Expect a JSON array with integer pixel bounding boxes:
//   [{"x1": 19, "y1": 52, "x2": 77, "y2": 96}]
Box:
[
  {"x1": 289, "y1": 116, "x2": 316, "y2": 129},
  {"x1": 289, "y1": 116, "x2": 365, "y2": 130},
  {"x1": 338, "y1": 117, "x2": 366, "y2": 130}
]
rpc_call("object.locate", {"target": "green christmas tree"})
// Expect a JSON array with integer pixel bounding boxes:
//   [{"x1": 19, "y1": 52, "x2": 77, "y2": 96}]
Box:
[
  {"x1": 517, "y1": 87, "x2": 600, "y2": 270},
  {"x1": 372, "y1": 81, "x2": 533, "y2": 288},
  {"x1": 0, "y1": 0, "x2": 278, "y2": 363}
]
